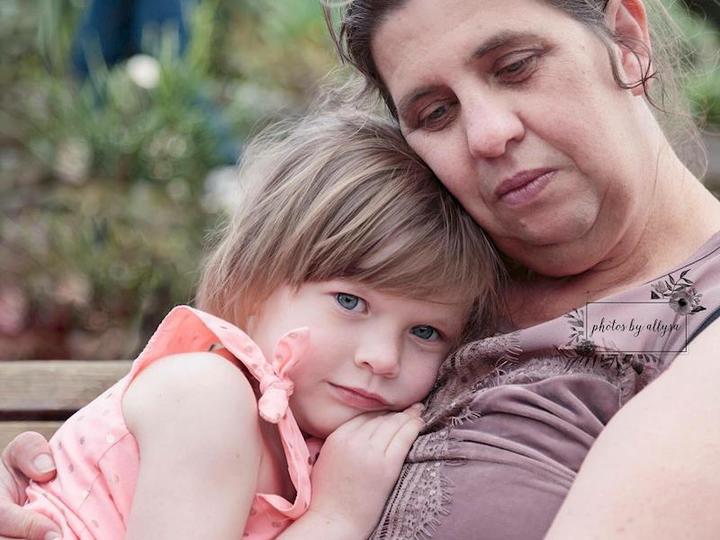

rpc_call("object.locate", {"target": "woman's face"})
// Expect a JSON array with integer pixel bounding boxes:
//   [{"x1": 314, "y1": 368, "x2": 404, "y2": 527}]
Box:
[{"x1": 371, "y1": 0, "x2": 654, "y2": 275}]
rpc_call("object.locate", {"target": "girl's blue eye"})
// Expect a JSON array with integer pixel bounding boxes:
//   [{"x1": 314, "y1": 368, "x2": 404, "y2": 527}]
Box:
[
  {"x1": 411, "y1": 325, "x2": 440, "y2": 341},
  {"x1": 336, "y1": 293, "x2": 363, "y2": 311}
]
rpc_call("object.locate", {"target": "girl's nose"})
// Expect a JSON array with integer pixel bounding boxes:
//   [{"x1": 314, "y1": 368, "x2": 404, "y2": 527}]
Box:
[
  {"x1": 463, "y1": 94, "x2": 525, "y2": 159},
  {"x1": 353, "y1": 336, "x2": 402, "y2": 378}
]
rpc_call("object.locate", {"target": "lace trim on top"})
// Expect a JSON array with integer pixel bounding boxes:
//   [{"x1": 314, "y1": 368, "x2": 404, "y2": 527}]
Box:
[{"x1": 369, "y1": 334, "x2": 638, "y2": 540}]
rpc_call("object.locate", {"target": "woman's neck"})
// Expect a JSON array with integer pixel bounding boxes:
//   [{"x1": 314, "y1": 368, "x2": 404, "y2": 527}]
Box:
[{"x1": 507, "y1": 146, "x2": 720, "y2": 329}]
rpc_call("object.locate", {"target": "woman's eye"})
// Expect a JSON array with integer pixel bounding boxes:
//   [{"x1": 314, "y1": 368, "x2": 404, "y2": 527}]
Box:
[
  {"x1": 410, "y1": 325, "x2": 440, "y2": 341},
  {"x1": 497, "y1": 54, "x2": 538, "y2": 82},
  {"x1": 419, "y1": 103, "x2": 451, "y2": 129},
  {"x1": 336, "y1": 293, "x2": 365, "y2": 312},
  {"x1": 427, "y1": 105, "x2": 447, "y2": 121}
]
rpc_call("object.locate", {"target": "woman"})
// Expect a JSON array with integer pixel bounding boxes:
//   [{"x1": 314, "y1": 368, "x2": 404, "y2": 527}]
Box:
[
  {"x1": 3, "y1": 0, "x2": 720, "y2": 538},
  {"x1": 334, "y1": 1, "x2": 720, "y2": 538}
]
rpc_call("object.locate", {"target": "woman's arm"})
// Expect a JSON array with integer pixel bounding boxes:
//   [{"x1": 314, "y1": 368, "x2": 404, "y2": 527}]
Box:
[
  {"x1": 546, "y1": 319, "x2": 720, "y2": 539},
  {"x1": 122, "y1": 352, "x2": 262, "y2": 540},
  {"x1": 0, "y1": 433, "x2": 60, "y2": 539}
]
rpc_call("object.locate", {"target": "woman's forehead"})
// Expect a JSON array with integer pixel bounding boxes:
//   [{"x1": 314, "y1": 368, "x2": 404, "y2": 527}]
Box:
[
  {"x1": 371, "y1": 0, "x2": 580, "y2": 98},
  {"x1": 372, "y1": 0, "x2": 573, "y2": 60}
]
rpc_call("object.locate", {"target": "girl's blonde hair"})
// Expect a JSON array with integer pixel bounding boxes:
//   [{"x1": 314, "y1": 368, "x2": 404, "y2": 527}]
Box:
[{"x1": 196, "y1": 111, "x2": 504, "y2": 336}]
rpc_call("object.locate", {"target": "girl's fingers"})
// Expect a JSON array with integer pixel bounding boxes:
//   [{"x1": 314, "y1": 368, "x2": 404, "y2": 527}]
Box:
[
  {"x1": 364, "y1": 405, "x2": 425, "y2": 449},
  {"x1": 328, "y1": 403, "x2": 425, "y2": 447},
  {"x1": 383, "y1": 414, "x2": 424, "y2": 459},
  {"x1": 404, "y1": 403, "x2": 426, "y2": 417},
  {"x1": 329, "y1": 410, "x2": 384, "y2": 437}
]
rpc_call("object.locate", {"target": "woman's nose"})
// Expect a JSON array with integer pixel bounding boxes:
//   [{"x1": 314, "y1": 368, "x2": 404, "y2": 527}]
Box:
[
  {"x1": 463, "y1": 94, "x2": 524, "y2": 159},
  {"x1": 353, "y1": 337, "x2": 402, "y2": 378}
]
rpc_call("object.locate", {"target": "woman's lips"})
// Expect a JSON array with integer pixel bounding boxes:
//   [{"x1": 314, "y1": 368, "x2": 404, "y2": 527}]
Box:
[
  {"x1": 329, "y1": 383, "x2": 389, "y2": 410},
  {"x1": 495, "y1": 169, "x2": 556, "y2": 207}
]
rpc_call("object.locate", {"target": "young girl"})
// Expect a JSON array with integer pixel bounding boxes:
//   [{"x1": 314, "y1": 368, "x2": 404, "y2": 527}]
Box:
[{"x1": 23, "y1": 111, "x2": 503, "y2": 539}]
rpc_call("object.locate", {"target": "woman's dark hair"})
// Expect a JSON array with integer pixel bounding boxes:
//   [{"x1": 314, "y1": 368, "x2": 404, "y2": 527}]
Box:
[{"x1": 324, "y1": 0, "x2": 706, "y2": 177}]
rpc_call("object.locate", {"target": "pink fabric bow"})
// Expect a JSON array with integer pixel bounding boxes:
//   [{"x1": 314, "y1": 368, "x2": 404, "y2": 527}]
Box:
[{"x1": 257, "y1": 328, "x2": 309, "y2": 423}]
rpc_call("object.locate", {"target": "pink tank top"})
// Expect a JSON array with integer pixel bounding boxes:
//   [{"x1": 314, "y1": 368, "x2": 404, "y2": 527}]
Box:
[{"x1": 25, "y1": 306, "x2": 321, "y2": 539}]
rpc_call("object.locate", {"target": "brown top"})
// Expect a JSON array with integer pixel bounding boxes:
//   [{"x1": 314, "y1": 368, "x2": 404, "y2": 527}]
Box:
[{"x1": 371, "y1": 231, "x2": 720, "y2": 540}]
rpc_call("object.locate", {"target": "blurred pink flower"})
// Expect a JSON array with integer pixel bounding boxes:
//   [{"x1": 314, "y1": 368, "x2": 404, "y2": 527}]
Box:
[
  {"x1": 0, "y1": 285, "x2": 29, "y2": 335},
  {"x1": 54, "y1": 274, "x2": 91, "y2": 307}
]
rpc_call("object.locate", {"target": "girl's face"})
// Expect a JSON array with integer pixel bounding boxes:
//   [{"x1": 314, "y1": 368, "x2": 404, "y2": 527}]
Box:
[
  {"x1": 249, "y1": 280, "x2": 471, "y2": 438},
  {"x1": 371, "y1": 0, "x2": 655, "y2": 276}
]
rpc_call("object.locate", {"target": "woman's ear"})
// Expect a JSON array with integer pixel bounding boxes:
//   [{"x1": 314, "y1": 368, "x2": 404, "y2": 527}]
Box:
[{"x1": 604, "y1": 0, "x2": 652, "y2": 95}]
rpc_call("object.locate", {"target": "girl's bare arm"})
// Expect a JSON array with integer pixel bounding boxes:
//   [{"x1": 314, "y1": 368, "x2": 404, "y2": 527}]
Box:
[{"x1": 123, "y1": 352, "x2": 262, "y2": 540}]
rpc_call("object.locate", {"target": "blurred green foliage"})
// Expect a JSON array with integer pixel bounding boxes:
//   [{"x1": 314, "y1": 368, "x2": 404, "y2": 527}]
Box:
[
  {"x1": 669, "y1": 1, "x2": 720, "y2": 127},
  {"x1": 0, "y1": 0, "x2": 336, "y2": 359},
  {"x1": 0, "y1": 0, "x2": 717, "y2": 359}
]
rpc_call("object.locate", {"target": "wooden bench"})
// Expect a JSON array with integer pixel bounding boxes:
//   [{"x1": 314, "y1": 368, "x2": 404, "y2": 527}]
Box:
[{"x1": 0, "y1": 360, "x2": 132, "y2": 448}]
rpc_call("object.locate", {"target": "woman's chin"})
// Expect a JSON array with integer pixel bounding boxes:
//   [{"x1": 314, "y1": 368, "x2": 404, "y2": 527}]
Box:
[
  {"x1": 497, "y1": 219, "x2": 606, "y2": 275},
  {"x1": 501, "y1": 217, "x2": 595, "y2": 251}
]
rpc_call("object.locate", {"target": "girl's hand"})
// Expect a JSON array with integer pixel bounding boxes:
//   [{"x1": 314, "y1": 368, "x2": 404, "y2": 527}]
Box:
[
  {"x1": 0, "y1": 432, "x2": 60, "y2": 539},
  {"x1": 306, "y1": 403, "x2": 425, "y2": 538}
]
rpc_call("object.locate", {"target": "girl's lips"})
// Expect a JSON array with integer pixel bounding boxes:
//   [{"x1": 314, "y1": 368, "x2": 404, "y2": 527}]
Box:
[
  {"x1": 329, "y1": 383, "x2": 389, "y2": 410},
  {"x1": 496, "y1": 169, "x2": 556, "y2": 207}
]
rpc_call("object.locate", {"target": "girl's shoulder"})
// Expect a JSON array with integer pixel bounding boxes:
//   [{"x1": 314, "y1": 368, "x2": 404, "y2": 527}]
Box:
[
  {"x1": 123, "y1": 350, "x2": 261, "y2": 446},
  {"x1": 121, "y1": 305, "x2": 267, "y2": 449}
]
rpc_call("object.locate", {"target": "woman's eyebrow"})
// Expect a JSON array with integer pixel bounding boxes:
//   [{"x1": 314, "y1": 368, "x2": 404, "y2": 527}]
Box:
[
  {"x1": 396, "y1": 31, "x2": 546, "y2": 121},
  {"x1": 467, "y1": 30, "x2": 545, "y2": 63}
]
